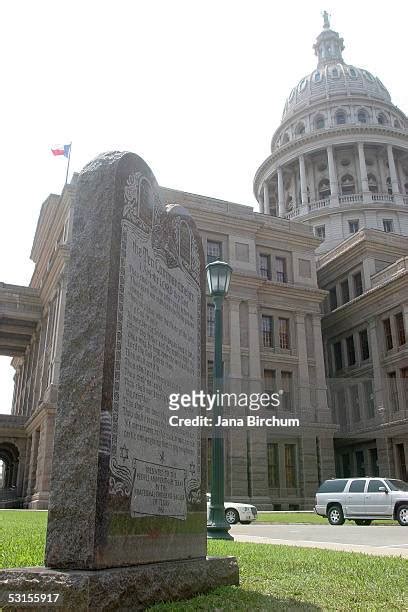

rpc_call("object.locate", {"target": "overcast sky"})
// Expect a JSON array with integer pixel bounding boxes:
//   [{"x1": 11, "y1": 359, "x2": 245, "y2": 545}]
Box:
[{"x1": 1, "y1": 0, "x2": 407, "y2": 413}]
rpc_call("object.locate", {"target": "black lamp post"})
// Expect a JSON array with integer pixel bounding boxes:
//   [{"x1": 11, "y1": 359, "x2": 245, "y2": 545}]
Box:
[{"x1": 206, "y1": 260, "x2": 233, "y2": 540}]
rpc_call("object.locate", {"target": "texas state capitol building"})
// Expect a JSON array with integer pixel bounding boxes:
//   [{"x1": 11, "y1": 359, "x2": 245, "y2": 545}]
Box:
[{"x1": 0, "y1": 16, "x2": 407, "y2": 510}]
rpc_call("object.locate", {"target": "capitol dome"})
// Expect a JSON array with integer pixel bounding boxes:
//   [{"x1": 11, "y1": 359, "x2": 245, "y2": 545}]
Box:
[
  {"x1": 282, "y1": 16, "x2": 391, "y2": 121},
  {"x1": 254, "y1": 13, "x2": 408, "y2": 254}
]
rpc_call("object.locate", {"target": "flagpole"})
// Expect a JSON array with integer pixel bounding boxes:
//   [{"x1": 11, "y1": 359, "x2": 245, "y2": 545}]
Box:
[{"x1": 65, "y1": 142, "x2": 72, "y2": 186}]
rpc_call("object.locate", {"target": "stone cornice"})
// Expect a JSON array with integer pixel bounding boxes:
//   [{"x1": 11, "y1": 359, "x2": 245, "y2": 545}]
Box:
[
  {"x1": 317, "y1": 229, "x2": 408, "y2": 278},
  {"x1": 254, "y1": 124, "x2": 408, "y2": 196},
  {"x1": 321, "y1": 269, "x2": 408, "y2": 332}
]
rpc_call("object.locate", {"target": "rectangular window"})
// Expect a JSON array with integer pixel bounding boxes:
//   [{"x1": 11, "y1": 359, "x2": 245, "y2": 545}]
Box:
[
  {"x1": 278, "y1": 318, "x2": 290, "y2": 349},
  {"x1": 364, "y1": 380, "x2": 375, "y2": 419},
  {"x1": 281, "y1": 371, "x2": 293, "y2": 410},
  {"x1": 383, "y1": 219, "x2": 394, "y2": 233},
  {"x1": 353, "y1": 271, "x2": 363, "y2": 297},
  {"x1": 383, "y1": 318, "x2": 393, "y2": 351},
  {"x1": 267, "y1": 443, "x2": 280, "y2": 488},
  {"x1": 349, "y1": 219, "x2": 359, "y2": 233},
  {"x1": 207, "y1": 240, "x2": 222, "y2": 263},
  {"x1": 340, "y1": 280, "x2": 350, "y2": 304},
  {"x1": 359, "y1": 329, "x2": 370, "y2": 361},
  {"x1": 333, "y1": 341, "x2": 343, "y2": 371},
  {"x1": 276, "y1": 257, "x2": 287, "y2": 283},
  {"x1": 262, "y1": 315, "x2": 273, "y2": 348},
  {"x1": 395, "y1": 312, "x2": 406, "y2": 346},
  {"x1": 402, "y1": 368, "x2": 408, "y2": 406},
  {"x1": 346, "y1": 335, "x2": 356, "y2": 366},
  {"x1": 388, "y1": 372, "x2": 399, "y2": 412},
  {"x1": 259, "y1": 254, "x2": 271, "y2": 280},
  {"x1": 207, "y1": 303, "x2": 215, "y2": 338},
  {"x1": 264, "y1": 369, "x2": 276, "y2": 393},
  {"x1": 329, "y1": 287, "x2": 338, "y2": 311},
  {"x1": 207, "y1": 360, "x2": 214, "y2": 393},
  {"x1": 315, "y1": 225, "x2": 325, "y2": 239},
  {"x1": 336, "y1": 389, "x2": 347, "y2": 426},
  {"x1": 350, "y1": 385, "x2": 360, "y2": 422},
  {"x1": 284, "y1": 444, "x2": 297, "y2": 488}
]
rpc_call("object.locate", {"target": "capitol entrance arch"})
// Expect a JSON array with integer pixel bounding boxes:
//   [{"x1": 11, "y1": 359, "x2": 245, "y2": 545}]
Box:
[{"x1": 0, "y1": 282, "x2": 42, "y2": 508}]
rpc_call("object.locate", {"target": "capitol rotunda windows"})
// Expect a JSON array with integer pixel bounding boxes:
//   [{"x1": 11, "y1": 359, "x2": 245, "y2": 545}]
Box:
[
  {"x1": 341, "y1": 174, "x2": 355, "y2": 195},
  {"x1": 357, "y1": 109, "x2": 368, "y2": 123},
  {"x1": 318, "y1": 179, "x2": 331, "y2": 199},
  {"x1": 335, "y1": 110, "x2": 347, "y2": 125},
  {"x1": 295, "y1": 122, "x2": 306, "y2": 136},
  {"x1": 315, "y1": 114, "x2": 325, "y2": 130}
]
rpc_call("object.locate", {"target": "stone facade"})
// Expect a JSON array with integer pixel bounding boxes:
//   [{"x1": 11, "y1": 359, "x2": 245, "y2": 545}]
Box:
[{"x1": 0, "y1": 16, "x2": 407, "y2": 511}]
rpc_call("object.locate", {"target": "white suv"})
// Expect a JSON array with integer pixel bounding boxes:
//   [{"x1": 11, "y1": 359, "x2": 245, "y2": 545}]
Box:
[{"x1": 315, "y1": 477, "x2": 408, "y2": 526}]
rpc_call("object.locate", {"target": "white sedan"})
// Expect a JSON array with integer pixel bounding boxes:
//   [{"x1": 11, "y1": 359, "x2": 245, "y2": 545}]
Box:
[{"x1": 206, "y1": 493, "x2": 257, "y2": 525}]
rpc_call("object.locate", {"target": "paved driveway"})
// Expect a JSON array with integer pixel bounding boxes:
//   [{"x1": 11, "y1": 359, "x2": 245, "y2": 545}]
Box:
[{"x1": 230, "y1": 524, "x2": 408, "y2": 557}]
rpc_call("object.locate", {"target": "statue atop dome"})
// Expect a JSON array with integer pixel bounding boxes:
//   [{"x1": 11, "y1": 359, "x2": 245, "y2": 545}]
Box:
[{"x1": 314, "y1": 14, "x2": 344, "y2": 67}]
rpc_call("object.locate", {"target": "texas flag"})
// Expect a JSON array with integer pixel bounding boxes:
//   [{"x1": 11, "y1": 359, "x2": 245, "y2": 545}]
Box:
[{"x1": 51, "y1": 144, "x2": 71, "y2": 157}]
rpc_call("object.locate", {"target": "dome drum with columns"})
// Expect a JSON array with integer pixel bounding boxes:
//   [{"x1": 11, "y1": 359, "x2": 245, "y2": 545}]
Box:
[{"x1": 254, "y1": 14, "x2": 408, "y2": 253}]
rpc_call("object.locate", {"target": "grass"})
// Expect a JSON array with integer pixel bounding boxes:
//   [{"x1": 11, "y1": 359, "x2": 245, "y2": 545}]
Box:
[
  {"x1": 257, "y1": 512, "x2": 327, "y2": 524},
  {"x1": 0, "y1": 511, "x2": 47, "y2": 568},
  {"x1": 0, "y1": 511, "x2": 406, "y2": 610},
  {"x1": 256, "y1": 512, "x2": 398, "y2": 526},
  {"x1": 150, "y1": 541, "x2": 408, "y2": 611}
]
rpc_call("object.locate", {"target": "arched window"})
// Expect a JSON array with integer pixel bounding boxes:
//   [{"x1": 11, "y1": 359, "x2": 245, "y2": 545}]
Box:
[
  {"x1": 348, "y1": 67, "x2": 357, "y2": 78},
  {"x1": 394, "y1": 119, "x2": 401, "y2": 129},
  {"x1": 358, "y1": 109, "x2": 368, "y2": 123},
  {"x1": 315, "y1": 115, "x2": 325, "y2": 130},
  {"x1": 281, "y1": 132, "x2": 290, "y2": 145},
  {"x1": 386, "y1": 177, "x2": 392, "y2": 195},
  {"x1": 335, "y1": 110, "x2": 347, "y2": 125},
  {"x1": 314, "y1": 71, "x2": 322, "y2": 83},
  {"x1": 341, "y1": 174, "x2": 355, "y2": 195},
  {"x1": 378, "y1": 113, "x2": 387, "y2": 125},
  {"x1": 318, "y1": 179, "x2": 331, "y2": 199},
  {"x1": 367, "y1": 173, "x2": 378, "y2": 193},
  {"x1": 331, "y1": 67, "x2": 339, "y2": 78},
  {"x1": 295, "y1": 122, "x2": 305, "y2": 136}
]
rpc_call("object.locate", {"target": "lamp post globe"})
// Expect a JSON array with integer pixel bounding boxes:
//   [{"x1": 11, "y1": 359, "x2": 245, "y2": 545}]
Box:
[{"x1": 205, "y1": 260, "x2": 234, "y2": 540}]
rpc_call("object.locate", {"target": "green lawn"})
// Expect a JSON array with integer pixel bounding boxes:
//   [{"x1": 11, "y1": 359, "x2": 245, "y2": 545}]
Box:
[
  {"x1": 1, "y1": 511, "x2": 407, "y2": 610},
  {"x1": 256, "y1": 512, "x2": 398, "y2": 526},
  {"x1": 257, "y1": 512, "x2": 327, "y2": 524},
  {"x1": 0, "y1": 511, "x2": 47, "y2": 568}
]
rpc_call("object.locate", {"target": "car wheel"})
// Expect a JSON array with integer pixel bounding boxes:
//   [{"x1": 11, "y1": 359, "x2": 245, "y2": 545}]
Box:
[
  {"x1": 240, "y1": 520, "x2": 251, "y2": 525},
  {"x1": 327, "y1": 504, "x2": 345, "y2": 525},
  {"x1": 225, "y1": 508, "x2": 239, "y2": 525},
  {"x1": 355, "y1": 519, "x2": 372, "y2": 526},
  {"x1": 397, "y1": 504, "x2": 408, "y2": 526}
]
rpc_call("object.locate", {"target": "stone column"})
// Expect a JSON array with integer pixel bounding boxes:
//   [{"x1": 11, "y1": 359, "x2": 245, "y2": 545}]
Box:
[
  {"x1": 248, "y1": 302, "x2": 261, "y2": 385},
  {"x1": 299, "y1": 154, "x2": 308, "y2": 205},
  {"x1": 229, "y1": 299, "x2": 241, "y2": 381},
  {"x1": 369, "y1": 319, "x2": 384, "y2": 416},
  {"x1": 376, "y1": 437, "x2": 395, "y2": 475},
  {"x1": 263, "y1": 182, "x2": 270, "y2": 215},
  {"x1": 358, "y1": 142, "x2": 369, "y2": 194},
  {"x1": 277, "y1": 167, "x2": 285, "y2": 217},
  {"x1": 295, "y1": 314, "x2": 311, "y2": 416},
  {"x1": 300, "y1": 436, "x2": 319, "y2": 502},
  {"x1": 258, "y1": 190, "x2": 265, "y2": 214},
  {"x1": 312, "y1": 316, "x2": 329, "y2": 420},
  {"x1": 26, "y1": 430, "x2": 40, "y2": 501},
  {"x1": 387, "y1": 144, "x2": 400, "y2": 194},
  {"x1": 327, "y1": 145, "x2": 339, "y2": 198},
  {"x1": 378, "y1": 150, "x2": 387, "y2": 193},
  {"x1": 403, "y1": 304, "x2": 408, "y2": 342}
]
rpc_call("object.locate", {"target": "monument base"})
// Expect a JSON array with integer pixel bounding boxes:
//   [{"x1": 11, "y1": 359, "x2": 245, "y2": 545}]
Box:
[{"x1": 0, "y1": 556, "x2": 238, "y2": 611}]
